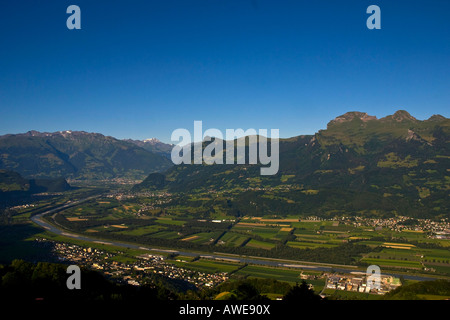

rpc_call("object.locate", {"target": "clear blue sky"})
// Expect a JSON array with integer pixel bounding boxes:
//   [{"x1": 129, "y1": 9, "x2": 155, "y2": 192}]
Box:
[{"x1": 0, "y1": 0, "x2": 449, "y2": 143}]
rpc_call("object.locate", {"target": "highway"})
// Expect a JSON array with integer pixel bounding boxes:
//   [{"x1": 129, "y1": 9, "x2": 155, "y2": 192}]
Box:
[{"x1": 30, "y1": 197, "x2": 436, "y2": 281}]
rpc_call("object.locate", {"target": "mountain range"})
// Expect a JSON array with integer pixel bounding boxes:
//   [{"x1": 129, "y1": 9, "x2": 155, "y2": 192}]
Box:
[
  {"x1": 133, "y1": 110, "x2": 449, "y2": 219},
  {"x1": 0, "y1": 131, "x2": 173, "y2": 180},
  {"x1": 0, "y1": 110, "x2": 448, "y2": 218}
]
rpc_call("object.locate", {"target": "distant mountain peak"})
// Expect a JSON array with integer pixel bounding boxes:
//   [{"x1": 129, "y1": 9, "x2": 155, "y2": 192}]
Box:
[
  {"x1": 380, "y1": 110, "x2": 417, "y2": 122},
  {"x1": 26, "y1": 130, "x2": 42, "y2": 136},
  {"x1": 124, "y1": 138, "x2": 173, "y2": 158},
  {"x1": 23, "y1": 130, "x2": 56, "y2": 137},
  {"x1": 22, "y1": 130, "x2": 97, "y2": 138},
  {"x1": 328, "y1": 111, "x2": 377, "y2": 127},
  {"x1": 327, "y1": 110, "x2": 424, "y2": 128},
  {"x1": 143, "y1": 138, "x2": 161, "y2": 144},
  {"x1": 427, "y1": 114, "x2": 446, "y2": 122},
  {"x1": 392, "y1": 110, "x2": 417, "y2": 121}
]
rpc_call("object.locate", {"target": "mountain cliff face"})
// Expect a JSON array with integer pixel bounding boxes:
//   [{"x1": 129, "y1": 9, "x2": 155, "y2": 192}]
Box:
[
  {"x1": 0, "y1": 131, "x2": 173, "y2": 180},
  {"x1": 134, "y1": 111, "x2": 450, "y2": 218}
]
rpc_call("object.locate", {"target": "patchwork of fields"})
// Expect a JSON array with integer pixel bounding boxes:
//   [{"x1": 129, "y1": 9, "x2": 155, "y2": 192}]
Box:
[
  {"x1": 45, "y1": 197, "x2": 450, "y2": 278},
  {"x1": 4, "y1": 191, "x2": 450, "y2": 302}
]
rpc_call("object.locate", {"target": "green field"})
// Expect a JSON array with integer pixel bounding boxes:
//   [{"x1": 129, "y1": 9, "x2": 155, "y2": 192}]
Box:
[
  {"x1": 146, "y1": 230, "x2": 181, "y2": 239},
  {"x1": 286, "y1": 241, "x2": 338, "y2": 249},
  {"x1": 234, "y1": 225, "x2": 280, "y2": 240},
  {"x1": 116, "y1": 225, "x2": 166, "y2": 236},
  {"x1": 416, "y1": 294, "x2": 450, "y2": 300},
  {"x1": 361, "y1": 258, "x2": 422, "y2": 269},
  {"x1": 182, "y1": 231, "x2": 223, "y2": 244},
  {"x1": 155, "y1": 217, "x2": 186, "y2": 226},
  {"x1": 173, "y1": 259, "x2": 242, "y2": 274},
  {"x1": 217, "y1": 232, "x2": 249, "y2": 247},
  {"x1": 245, "y1": 239, "x2": 276, "y2": 250},
  {"x1": 424, "y1": 264, "x2": 450, "y2": 274},
  {"x1": 322, "y1": 289, "x2": 382, "y2": 300},
  {"x1": 234, "y1": 265, "x2": 304, "y2": 283}
]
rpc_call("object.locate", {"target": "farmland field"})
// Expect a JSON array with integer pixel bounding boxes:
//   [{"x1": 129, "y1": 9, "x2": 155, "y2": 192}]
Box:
[
  {"x1": 234, "y1": 265, "x2": 303, "y2": 283},
  {"x1": 322, "y1": 289, "x2": 382, "y2": 300},
  {"x1": 4, "y1": 185, "x2": 450, "y2": 306},
  {"x1": 32, "y1": 193, "x2": 450, "y2": 279},
  {"x1": 172, "y1": 259, "x2": 242, "y2": 274},
  {"x1": 286, "y1": 241, "x2": 338, "y2": 249},
  {"x1": 218, "y1": 232, "x2": 249, "y2": 247},
  {"x1": 117, "y1": 225, "x2": 166, "y2": 236},
  {"x1": 361, "y1": 258, "x2": 422, "y2": 269},
  {"x1": 245, "y1": 239, "x2": 276, "y2": 250},
  {"x1": 150, "y1": 230, "x2": 181, "y2": 239}
]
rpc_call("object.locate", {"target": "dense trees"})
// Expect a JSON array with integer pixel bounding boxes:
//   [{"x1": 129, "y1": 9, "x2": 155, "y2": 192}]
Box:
[
  {"x1": 283, "y1": 281, "x2": 323, "y2": 302},
  {"x1": 383, "y1": 280, "x2": 450, "y2": 300},
  {"x1": 201, "y1": 278, "x2": 317, "y2": 301},
  {"x1": 0, "y1": 259, "x2": 178, "y2": 302},
  {"x1": 0, "y1": 260, "x2": 326, "y2": 303},
  {"x1": 214, "y1": 278, "x2": 291, "y2": 298},
  {"x1": 3, "y1": 259, "x2": 449, "y2": 303}
]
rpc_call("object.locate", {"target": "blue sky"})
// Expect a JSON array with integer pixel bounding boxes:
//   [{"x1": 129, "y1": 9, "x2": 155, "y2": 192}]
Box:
[{"x1": 0, "y1": 0, "x2": 449, "y2": 143}]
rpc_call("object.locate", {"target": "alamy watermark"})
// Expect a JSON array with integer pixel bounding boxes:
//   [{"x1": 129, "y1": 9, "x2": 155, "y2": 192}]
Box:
[
  {"x1": 366, "y1": 265, "x2": 381, "y2": 290},
  {"x1": 171, "y1": 121, "x2": 279, "y2": 175},
  {"x1": 66, "y1": 4, "x2": 380, "y2": 31},
  {"x1": 66, "y1": 265, "x2": 81, "y2": 290}
]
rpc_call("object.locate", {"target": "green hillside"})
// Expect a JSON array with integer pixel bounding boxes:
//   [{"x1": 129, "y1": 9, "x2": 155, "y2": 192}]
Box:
[
  {"x1": 134, "y1": 111, "x2": 450, "y2": 219},
  {"x1": 383, "y1": 279, "x2": 450, "y2": 300},
  {"x1": 0, "y1": 170, "x2": 30, "y2": 192},
  {"x1": 0, "y1": 170, "x2": 71, "y2": 195}
]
